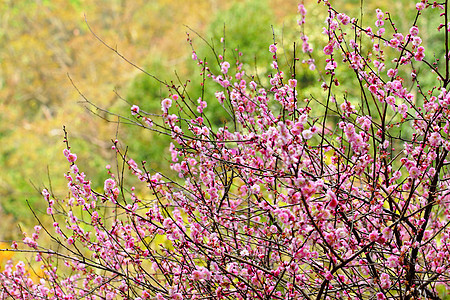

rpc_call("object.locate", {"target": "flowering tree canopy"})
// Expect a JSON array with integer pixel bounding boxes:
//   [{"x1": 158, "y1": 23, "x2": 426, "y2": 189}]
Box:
[{"x1": 2, "y1": 1, "x2": 450, "y2": 299}]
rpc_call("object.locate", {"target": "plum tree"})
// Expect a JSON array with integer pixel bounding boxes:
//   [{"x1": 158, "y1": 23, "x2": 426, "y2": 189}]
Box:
[{"x1": 2, "y1": 1, "x2": 450, "y2": 299}]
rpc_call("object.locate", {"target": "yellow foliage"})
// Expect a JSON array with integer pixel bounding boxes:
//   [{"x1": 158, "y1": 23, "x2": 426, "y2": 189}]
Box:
[{"x1": 0, "y1": 243, "x2": 15, "y2": 269}]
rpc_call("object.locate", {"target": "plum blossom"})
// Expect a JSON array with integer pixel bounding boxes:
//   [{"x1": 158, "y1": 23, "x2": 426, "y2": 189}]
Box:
[
  {"x1": 269, "y1": 225, "x2": 278, "y2": 234},
  {"x1": 414, "y1": 46, "x2": 425, "y2": 61},
  {"x1": 220, "y1": 61, "x2": 230, "y2": 74},
  {"x1": 269, "y1": 44, "x2": 277, "y2": 53},
  {"x1": 326, "y1": 189, "x2": 338, "y2": 208},
  {"x1": 323, "y1": 42, "x2": 335, "y2": 55},
  {"x1": 104, "y1": 178, "x2": 116, "y2": 192},
  {"x1": 416, "y1": 2, "x2": 425, "y2": 10},
  {"x1": 63, "y1": 149, "x2": 77, "y2": 163},
  {"x1": 3, "y1": 2, "x2": 450, "y2": 300},
  {"x1": 398, "y1": 103, "x2": 408, "y2": 117},
  {"x1": 324, "y1": 271, "x2": 334, "y2": 281},
  {"x1": 429, "y1": 132, "x2": 442, "y2": 146},
  {"x1": 161, "y1": 98, "x2": 172, "y2": 113},
  {"x1": 250, "y1": 184, "x2": 260, "y2": 194},
  {"x1": 368, "y1": 230, "x2": 379, "y2": 242},
  {"x1": 409, "y1": 166, "x2": 420, "y2": 179},
  {"x1": 298, "y1": 4, "x2": 306, "y2": 16},
  {"x1": 302, "y1": 129, "x2": 313, "y2": 140},
  {"x1": 387, "y1": 68, "x2": 397, "y2": 78},
  {"x1": 379, "y1": 273, "x2": 391, "y2": 289},
  {"x1": 337, "y1": 13, "x2": 350, "y2": 25},
  {"x1": 410, "y1": 26, "x2": 419, "y2": 36},
  {"x1": 131, "y1": 105, "x2": 140, "y2": 115},
  {"x1": 377, "y1": 293, "x2": 386, "y2": 300}
]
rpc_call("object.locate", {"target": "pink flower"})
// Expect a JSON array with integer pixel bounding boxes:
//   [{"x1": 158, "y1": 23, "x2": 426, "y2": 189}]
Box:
[
  {"x1": 172, "y1": 293, "x2": 183, "y2": 300},
  {"x1": 34, "y1": 225, "x2": 41, "y2": 234},
  {"x1": 42, "y1": 188, "x2": 50, "y2": 200},
  {"x1": 369, "y1": 85, "x2": 378, "y2": 94},
  {"x1": 104, "y1": 178, "x2": 116, "y2": 192},
  {"x1": 325, "y1": 60, "x2": 337, "y2": 70},
  {"x1": 387, "y1": 68, "x2": 398, "y2": 78},
  {"x1": 250, "y1": 184, "x2": 260, "y2": 194},
  {"x1": 161, "y1": 98, "x2": 172, "y2": 113},
  {"x1": 409, "y1": 166, "x2": 420, "y2": 179},
  {"x1": 375, "y1": 19, "x2": 384, "y2": 27},
  {"x1": 429, "y1": 132, "x2": 441, "y2": 146},
  {"x1": 269, "y1": 225, "x2": 278, "y2": 234},
  {"x1": 215, "y1": 91, "x2": 225, "y2": 104},
  {"x1": 412, "y1": 36, "x2": 422, "y2": 46},
  {"x1": 380, "y1": 273, "x2": 391, "y2": 289},
  {"x1": 288, "y1": 79, "x2": 297, "y2": 88},
  {"x1": 323, "y1": 43, "x2": 334, "y2": 55},
  {"x1": 131, "y1": 105, "x2": 140, "y2": 116},
  {"x1": 416, "y1": 2, "x2": 425, "y2": 10},
  {"x1": 221, "y1": 61, "x2": 230, "y2": 74},
  {"x1": 377, "y1": 293, "x2": 386, "y2": 300},
  {"x1": 302, "y1": 129, "x2": 313, "y2": 140},
  {"x1": 91, "y1": 211, "x2": 100, "y2": 224},
  {"x1": 191, "y1": 270, "x2": 203, "y2": 281},
  {"x1": 389, "y1": 38, "x2": 400, "y2": 48},
  {"x1": 291, "y1": 122, "x2": 303, "y2": 135},
  {"x1": 298, "y1": 4, "x2": 306, "y2": 16},
  {"x1": 23, "y1": 237, "x2": 37, "y2": 249},
  {"x1": 324, "y1": 271, "x2": 334, "y2": 281},
  {"x1": 144, "y1": 117, "x2": 153, "y2": 127},
  {"x1": 414, "y1": 51, "x2": 425, "y2": 61},
  {"x1": 394, "y1": 33, "x2": 404, "y2": 42},
  {"x1": 337, "y1": 13, "x2": 350, "y2": 25},
  {"x1": 386, "y1": 96, "x2": 396, "y2": 106},
  {"x1": 387, "y1": 255, "x2": 399, "y2": 268},
  {"x1": 414, "y1": 46, "x2": 425, "y2": 61},
  {"x1": 271, "y1": 61, "x2": 278, "y2": 69},
  {"x1": 269, "y1": 44, "x2": 277, "y2": 54},
  {"x1": 197, "y1": 98, "x2": 207, "y2": 113},
  {"x1": 368, "y1": 230, "x2": 379, "y2": 242},
  {"x1": 326, "y1": 190, "x2": 338, "y2": 209},
  {"x1": 410, "y1": 26, "x2": 419, "y2": 36},
  {"x1": 381, "y1": 227, "x2": 393, "y2": 240},
  {"x1": 398, "y1": 103, "x2": 408, "y2": 117},
  {"x1": 66, "y1": 152, "x2": 77, "y2": 163},
  {"x1": 198, "y1": 267, "x2": 212, "y2": 280},
  {"x1": 376, "y1": 10, "x2": 384, "y2": 20}
]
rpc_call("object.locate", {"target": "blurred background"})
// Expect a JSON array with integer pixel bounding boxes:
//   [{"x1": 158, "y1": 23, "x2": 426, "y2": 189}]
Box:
[
  {"x1": 0, "y1": 0, "x2": 437, "y2": 248},
  {"x1": 0, "y1": 0, "x2": 304, "y2": 242}
]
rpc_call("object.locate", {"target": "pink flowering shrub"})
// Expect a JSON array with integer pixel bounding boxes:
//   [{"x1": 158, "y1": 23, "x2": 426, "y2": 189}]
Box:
[{"x1": 2, "y1": 1, "x2": 450, "y2": 299}]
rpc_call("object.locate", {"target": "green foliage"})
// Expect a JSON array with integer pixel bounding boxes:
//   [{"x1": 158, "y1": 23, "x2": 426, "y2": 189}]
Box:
[
  {"x1": 208, "y1": 0, "x2": 275, "y2": 68},
  {"x1": 125, "y1": 0, "x2": 286, "y2": 159}
]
